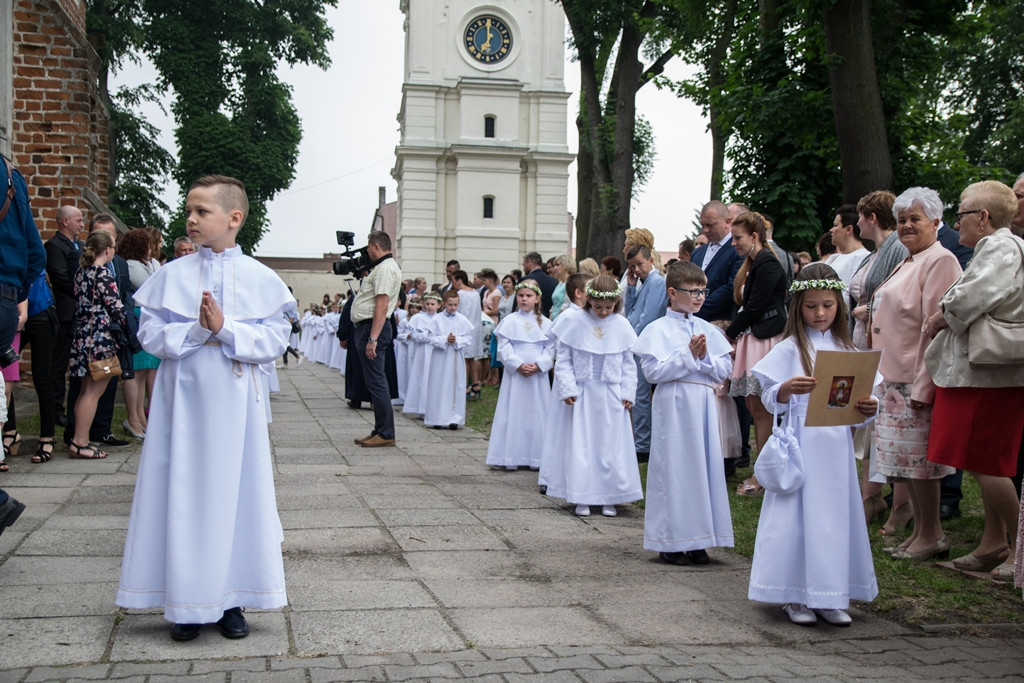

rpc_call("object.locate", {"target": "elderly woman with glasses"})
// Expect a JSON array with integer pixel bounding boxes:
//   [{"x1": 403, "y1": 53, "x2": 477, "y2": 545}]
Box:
[
  {"x1": 923, "y1": 180, "x2": 1024, "y2": 580},
  {"x1": 869, "y1": 187, "x2": 963, "y2": 561}
]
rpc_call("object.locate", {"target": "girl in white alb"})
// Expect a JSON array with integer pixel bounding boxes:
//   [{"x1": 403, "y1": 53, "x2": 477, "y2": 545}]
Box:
[
  {"x1": 544, "y1": 274, "x2": 642, "y2": 517},
  {"x1": 402, "y1": 294, "x2": 439, "y2": 417},
  {"x1": 485, "y1": 280, "x2": 554, "y2": 470},
  {"x1": 748, "y1": 263, "x2": 880, "y2": 627}
]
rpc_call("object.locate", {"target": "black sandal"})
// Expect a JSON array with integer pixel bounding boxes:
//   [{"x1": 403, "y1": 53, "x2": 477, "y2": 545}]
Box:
[
  {"x1": 2, "y1": 430, "x2": 21, "y2": 458},
  {"x1": 32, "y1": 438, "x2": 55, "y2": 463},
  {"x1": 69, "y1": 441, "x2": 108, "y2": 459}
]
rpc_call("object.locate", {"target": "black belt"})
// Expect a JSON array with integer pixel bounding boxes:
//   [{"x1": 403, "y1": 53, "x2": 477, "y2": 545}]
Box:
[
  {"x1": 354, "y1": 319, "x2": 371, "y2": 326},
  {"x1": 0, "y1": 283, "x2": 18, "y2": 301}
]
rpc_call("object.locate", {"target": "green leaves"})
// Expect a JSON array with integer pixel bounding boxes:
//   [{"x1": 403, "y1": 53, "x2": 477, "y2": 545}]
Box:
[{"x1": 88, "y1": 0, "x2": 337, "y2": 253}]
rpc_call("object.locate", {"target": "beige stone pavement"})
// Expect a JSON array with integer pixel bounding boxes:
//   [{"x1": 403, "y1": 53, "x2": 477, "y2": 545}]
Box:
[{"x1": 0, "y1": 361, "x2": 1022, "y2": 681}]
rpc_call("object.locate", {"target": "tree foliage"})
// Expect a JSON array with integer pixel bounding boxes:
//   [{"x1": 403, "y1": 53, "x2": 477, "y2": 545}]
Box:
[
  {"x1": 87, "y1": 0, "x2": 336, "y2": 253},
  {"x1": 561, "y1": 0, "x2": 678, "y2": 261}
]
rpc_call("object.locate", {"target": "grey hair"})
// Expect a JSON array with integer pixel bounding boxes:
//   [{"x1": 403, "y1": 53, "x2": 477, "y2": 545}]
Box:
[
  {"x1": 173, "y1": 236, "x2": 192, "y2": 247},
  {"x1": 1017, "y1": 171, "x2": 1024, "y2": 185},
  {"x1": 893, "y1": 187, "x2": 943, "y2": 222}
]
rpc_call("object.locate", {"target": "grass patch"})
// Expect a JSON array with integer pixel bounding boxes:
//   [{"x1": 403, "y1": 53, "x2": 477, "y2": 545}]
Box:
[{"x1": 468, "y1": 382, "x2": 1023, "y2": 629}]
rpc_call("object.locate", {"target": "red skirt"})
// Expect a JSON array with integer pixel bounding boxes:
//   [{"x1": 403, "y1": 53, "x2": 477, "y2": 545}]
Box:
[{"x1": 927, "y1": 386, "x2": 1024, "y2": 477}]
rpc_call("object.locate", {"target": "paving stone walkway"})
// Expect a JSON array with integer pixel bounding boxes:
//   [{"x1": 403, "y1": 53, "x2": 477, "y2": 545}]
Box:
[{"x1": 1, "y1": 361, "x2": 1021, "y2": 681}]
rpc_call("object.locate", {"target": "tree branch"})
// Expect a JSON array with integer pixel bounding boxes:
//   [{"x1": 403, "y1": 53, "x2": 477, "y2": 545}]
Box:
[{"x1": 639, "y1": 49, "x2": 675, "y2": 88}]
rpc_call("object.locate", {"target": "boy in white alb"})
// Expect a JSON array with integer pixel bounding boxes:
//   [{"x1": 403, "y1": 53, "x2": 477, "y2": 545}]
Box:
[
  {"x1": 424, "y1": 289, "x2": 474, "y2": 429},
  {"x1": 116, "y1": 175, "x2": 293, "y2": 642},
  {"x1": 633, "y1": 261, "x2": 734, "y2": 565}
]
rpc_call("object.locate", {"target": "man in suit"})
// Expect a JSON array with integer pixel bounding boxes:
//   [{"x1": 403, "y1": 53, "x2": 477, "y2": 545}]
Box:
[
  {"x1": 63, "y1": 214, "x2": 132, "y2": 448},
  {"x1": 44, "y1": 205, "x2": 84, "y2": 425},
  {"x1": 440, "y1": 260, "x2": 460, "y2": 293},
  {"x1": 624, "y1": 244, "x2": 668, "y2": 462},
  {"x1": 521, "y1": 252, "x2": 558, "y2": 316},
  {"x1": 691, "y1": 200, "x2": 742, "y2": 323}
]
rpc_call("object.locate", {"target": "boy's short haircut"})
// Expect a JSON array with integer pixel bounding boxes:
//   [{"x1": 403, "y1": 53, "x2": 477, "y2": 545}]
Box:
[
  {"x1": 442, "y1": 289, "x2": 460, "y2": 302},
  {"x1": 480, "y1": 268, "x2": 498, "y2": 282},
  {"x1": 367, "y1": 230, "x2": 391, "y2": 251},
  {"x1": 451, "y1": 269, "x2": 469, "y2": 285},
  {"x1": 565, "y1": 272, "x2": 590, "y2": 300},
  {"x1": 191, "y1": 175, "x2": 249, "y2": 228},
  {"x1": 626, "y1": 244, "x2": 652, "y2": 261},
  {"x1": 665, "y1": 261, "x2": 707, "y2": 289}
]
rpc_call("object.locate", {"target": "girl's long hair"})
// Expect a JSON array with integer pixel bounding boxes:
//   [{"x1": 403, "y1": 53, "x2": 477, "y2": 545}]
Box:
[
  {"x1": 80, "y1": 231, "x2": 115, "y2": 268},
  {"x1": 732, "y1": 212, "x2": 778, "y2": 305},
  {"x1": 782, "y1": 263, "x2": 854, "y2": 375}
]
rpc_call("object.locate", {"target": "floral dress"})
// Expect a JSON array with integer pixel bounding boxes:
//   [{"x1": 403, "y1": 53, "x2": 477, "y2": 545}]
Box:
[{"x1": 69, "y1": 265, "x2": 126, "y2": 377}]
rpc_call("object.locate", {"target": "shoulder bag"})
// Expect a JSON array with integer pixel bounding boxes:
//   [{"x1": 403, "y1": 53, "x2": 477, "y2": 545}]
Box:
[
  {"x1": 968, "y1": 236, "x2": 1024, "y2": 366},
  {"x1": 86, "y1": 268, "x2": 123, "y2": 381},
  {"x1": 754, "y1": 409, "x2": 805, "y2": 495}
]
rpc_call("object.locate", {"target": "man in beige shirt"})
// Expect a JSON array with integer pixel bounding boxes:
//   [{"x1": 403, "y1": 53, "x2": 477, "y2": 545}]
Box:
[{"x1": 351, "y1": 231, "x2": 402, "y2": 447}]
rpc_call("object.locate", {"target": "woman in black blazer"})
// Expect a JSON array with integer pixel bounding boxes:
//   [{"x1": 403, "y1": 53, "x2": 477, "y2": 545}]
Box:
[{"x1": 724, "y1": 212, "x2": 789, "y2": 496}]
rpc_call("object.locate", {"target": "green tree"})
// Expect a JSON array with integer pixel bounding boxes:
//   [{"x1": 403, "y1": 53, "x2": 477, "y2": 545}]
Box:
[
  {"x1": 561, "y1": 0, "x2": 677, "y2": 261},
  {"x1": 87, "y1": 0, "x2": 336, "y2": 252}
]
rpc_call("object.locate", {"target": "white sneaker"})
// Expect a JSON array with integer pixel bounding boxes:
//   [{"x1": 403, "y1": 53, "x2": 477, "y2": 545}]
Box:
[
  {"x1": 601, "y1": 505, "x2": 617, "y2": 517},
  {"x1": 574, "y1": 504, "x2": 591, "y2": 516},
  {"x1": 783, "y1": 603, "x2": 817, "y2": 625},
  {"x1": 296, "y1": 356, "x2": 304, "y2": 366},
  {"x1": 814, "y1": 608, "x2": 852, "y2": 626}
]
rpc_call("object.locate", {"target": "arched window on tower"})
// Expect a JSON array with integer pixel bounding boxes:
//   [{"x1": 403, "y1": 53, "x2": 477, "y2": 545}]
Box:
[
  {"x1": 483, "y1": 196, "x2": 495, "y2": 219},
  {"x1": 484, "y1": 115, "x2": 496, "y2": 139}
]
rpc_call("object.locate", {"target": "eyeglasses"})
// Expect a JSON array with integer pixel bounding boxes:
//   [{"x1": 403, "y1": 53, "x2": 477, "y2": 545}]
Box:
[
  {"x1": 954, "y1": 209, "x2": 982, "y2": 223},
  {"x1": 676, "y1": 287, "x2": 710, "y2": 298}
]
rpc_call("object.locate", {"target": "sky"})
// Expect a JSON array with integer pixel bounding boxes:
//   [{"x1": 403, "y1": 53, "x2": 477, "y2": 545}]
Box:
[{"x1": 112, "y1": 3, "x2": 713, "y2": 259}]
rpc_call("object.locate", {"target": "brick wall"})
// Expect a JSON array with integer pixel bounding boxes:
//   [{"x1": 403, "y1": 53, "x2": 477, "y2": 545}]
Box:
[{"x1": 9, "y1": 0, "x2": 109, "y2": 241}]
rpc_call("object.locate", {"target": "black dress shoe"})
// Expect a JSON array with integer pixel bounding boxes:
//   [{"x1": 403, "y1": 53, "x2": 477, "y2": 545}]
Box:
[
  {"x1": 686, "y1": 549, "x2": 710, "y2": 565},
  {"x1": 170, "y1": 623, "x2": 201, "y2": 641},
  {"x1": 734, "y1": 456, "x2": 750, "y2": 468},
  {"x1": 0, "y1": 497, "x2": 27, "y2": 537},
  {"x1": 659, "y1": 551, "x2": 689, "y2": 566},
  {"x1": 94, "y1": 434, "x2": 129, "y2": 448},
  {"x1": 55, "y1": 413, "x2": 68, "y2": 427},
  {"x1": 939, "y1": 504, "x2": 961, "y2": 521},
  {"x1": 347, "y1": 400, "x2": 362, "y2": 410},
  {"x1": 217, "y1": 607, "x2": 248, "y2": 639}
]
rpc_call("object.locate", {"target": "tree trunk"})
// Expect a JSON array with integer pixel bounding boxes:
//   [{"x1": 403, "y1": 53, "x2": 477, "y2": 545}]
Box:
[
  {"x1": 706, "y1": 0, "x2": 737, "y2": 200},
  {"x1": 575, "y1": 109, "x2": 594, "y2": 257},
  {"x1": 823, "y1": 0, "x2": 894, "y2": 198}
]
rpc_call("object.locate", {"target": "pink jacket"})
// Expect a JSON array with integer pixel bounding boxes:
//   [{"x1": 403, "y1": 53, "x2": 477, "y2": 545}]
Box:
[{"x1": 869, "y1": 241, "x2": 962, "y2": 404}]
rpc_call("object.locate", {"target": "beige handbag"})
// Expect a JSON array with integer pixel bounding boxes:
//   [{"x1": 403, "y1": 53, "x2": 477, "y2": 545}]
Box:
[
  {"x1": 88, "y1": 355, "x2": 122, "y2": 381},
  {"x1": 967, "y1": 237, "x2": 1024, "y2": 366}
]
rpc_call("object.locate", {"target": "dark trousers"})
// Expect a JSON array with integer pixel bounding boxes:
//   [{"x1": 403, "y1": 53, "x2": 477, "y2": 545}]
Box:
[
  {"x1": 65, "y1": 373, "x2": 117, "y2": 442},
  {"x1": 16, "y1": 309, "x2": 59, "y2": 437},
  {"x1": 51, "y1": 318, "x2": 74, "y2": 415},
  {"x1": 354, "y1": 320, "x2": 395, "y2": 440}
]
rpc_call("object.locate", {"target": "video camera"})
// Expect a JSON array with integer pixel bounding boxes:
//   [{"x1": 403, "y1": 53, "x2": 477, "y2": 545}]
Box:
[{"x1": 332, "y1": 231, "x2": 372, "y2": 276}]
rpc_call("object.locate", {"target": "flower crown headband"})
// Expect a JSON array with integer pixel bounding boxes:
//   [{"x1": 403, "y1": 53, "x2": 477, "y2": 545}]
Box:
[
  {"x1": 585, "y1": 282, "x2": 623, "y2": 300},
  {"x1": 789, "y1": 278, "x2": 847, "y2": 294},
  {"x1": 514, "y1": 281, "x2": 542, "y2": 296},
  {"x1": 422, "y1": 292, "x2": 442, "y2": 302}
]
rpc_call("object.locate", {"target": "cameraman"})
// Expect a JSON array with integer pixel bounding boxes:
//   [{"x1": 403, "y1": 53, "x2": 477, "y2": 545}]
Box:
[{"x1": 351, "y1": 231, "x2": 401, "y2": 448}]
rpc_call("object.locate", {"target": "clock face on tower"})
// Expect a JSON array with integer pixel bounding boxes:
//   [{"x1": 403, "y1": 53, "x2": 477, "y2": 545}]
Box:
[{"x1": 463, "y1": 15, "x2": 513, "y2": 64}]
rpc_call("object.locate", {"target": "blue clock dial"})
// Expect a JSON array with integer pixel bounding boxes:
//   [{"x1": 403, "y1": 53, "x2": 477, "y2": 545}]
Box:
[{"x1": 464, "y1": 16, "x2": 513, "y2": 64}]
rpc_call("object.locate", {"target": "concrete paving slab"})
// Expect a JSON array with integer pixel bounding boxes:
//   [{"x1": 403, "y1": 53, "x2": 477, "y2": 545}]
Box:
[
  {"x1": 375, "y1": 508, "x2": 482, "y2": 527},
  {"x1": 0, "y1": 582, "x2": 118, "y2": 618},
  {"x1": 0, "y1": 556, "x2": 123, "y2": 584},
  {"x1": 280, "y1": 508, "x2": 379, "y2": 530},
  {"x1": 422, "y1": 578, "x2": 562, "y2": 608},
  {"x1": 290, "y1": 609, "x2": 464, "y2": 656},
  {"x1": 0, "y1": 473, "x2": 86, "y2": 488},
  {"x1": 285, "y1": 555, "x2": 416, "y2": 582},
  {"x1": 402, "y1": 551, "x2": 546, "y2": 581},
  {"x1": 16, "y1": 528, "x2": 126, "y2": 556},
  {"x1": 0, "y1": 616, "x2": 113, "y2": 668},
  {"x1": 60, "y1": 502, "x2": 134, "y2": 518},
  {"x1": 289, "y1": 579, "x2": 436, "y2": 611},
  {"x1": 361, "y1": 494, "x2": 460, "y2": 510},
  {"x1": 284, "y1": 527, "x2": 397, "y2": 557},
  {"x1": 40, "y1": 515, "x2": 128, "y2": 530},
  {"x1": 449, "y1": 607, "x2": 620, "y2": 648},
  {"x1": 390, "y1": 525, "x2": 508, "y2": 552},
  {"x1": 110, "y1": 612, "x2": 288, "y2": 662},
  {"x1": 4, "y1": 486, "x2": 76, "y2": 504}
]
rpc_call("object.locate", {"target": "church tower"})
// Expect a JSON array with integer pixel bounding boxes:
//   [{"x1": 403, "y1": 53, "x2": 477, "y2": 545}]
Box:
[{"x1": 393, "y1": 0, "x2": 574, "y2": 280}]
